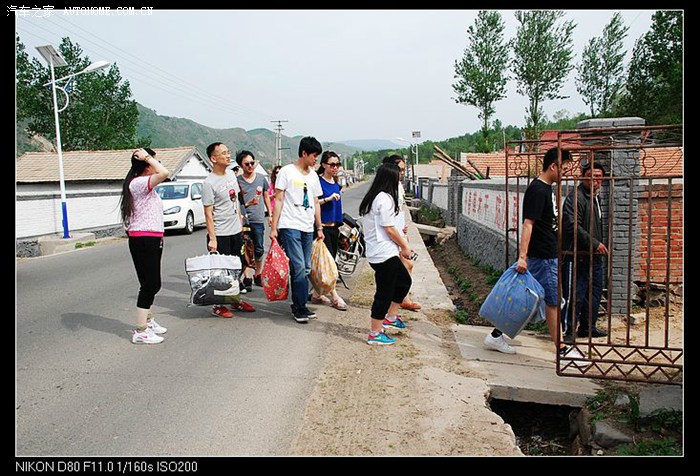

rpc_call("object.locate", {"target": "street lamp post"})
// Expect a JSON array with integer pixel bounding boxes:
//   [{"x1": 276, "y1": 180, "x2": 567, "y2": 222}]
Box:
[
  {"x1": 396, "y1": 136, "x2": 419, "y2": 195},
  {"x1": 36, "y1": 45, "x2": 111, "y2": 239}
]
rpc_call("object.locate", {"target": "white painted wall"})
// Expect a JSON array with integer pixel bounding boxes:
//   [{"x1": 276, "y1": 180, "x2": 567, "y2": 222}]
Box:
[
  {"x1": 460, "y1": 180, "x2": 525, "y2": 235},
  {"x1": 16, "y1": 182, "x2": 123, "y2": 239},
  {"x1": 17, "y1": 154, "x2": 211, "y2": 239},
  {"x1": 176, "y1": 156, "x2": 209, "y2": 180},
  {"x1": 432, "y1": 184, "x2": 448, "y2": 209}
]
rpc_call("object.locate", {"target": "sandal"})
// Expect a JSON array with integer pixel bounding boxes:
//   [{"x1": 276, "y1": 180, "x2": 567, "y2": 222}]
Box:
[
  {"x1": 331, "y1": 297, "x2": 347, "y2": 311},
  {"x1": 400, "y1": 300, "x2": 422, "y2": 311},
  {"x1": 311, "y1": 294, "x2": 331, "y2": 305}
]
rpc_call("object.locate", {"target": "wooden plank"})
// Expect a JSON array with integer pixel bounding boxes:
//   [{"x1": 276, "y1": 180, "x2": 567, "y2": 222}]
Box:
[
  {"x1": 414, "y1": 223, "x2": 441, "y2": 236},
  {"x1": 432, "y1": 152, "x2": 477, "y2": 180},
  {"x1": 466, "y1": 159, "x2": 486, "y2": 179}
]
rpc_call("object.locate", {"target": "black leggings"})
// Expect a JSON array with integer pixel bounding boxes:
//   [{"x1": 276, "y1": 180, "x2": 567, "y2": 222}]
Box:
[
  {"x1": 128, "y1": 236, "x2": 163, "y2": 309},
  {"x1": 313, "y1": 225, "x2": 340, "y2": 258},
  {"x1": 369, "y1": 256, "x2": 412, "y2": 320}
]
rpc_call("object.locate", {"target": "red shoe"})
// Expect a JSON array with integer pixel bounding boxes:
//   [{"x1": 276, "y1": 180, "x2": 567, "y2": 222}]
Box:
[
  {"x1": 400, "y1": 301, "x2": 422, "y2": 311},
  {"x1": 232, "y1": 300, "x2": 256, "y2": 312},
  {"x1": 212, "y1": 305, "x2": 235, "y2": 318}
]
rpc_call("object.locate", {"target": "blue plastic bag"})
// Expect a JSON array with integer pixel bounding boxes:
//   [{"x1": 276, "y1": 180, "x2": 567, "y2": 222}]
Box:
[{"x1": 478, "y1": 262, "x2": 546, "y2": 339}]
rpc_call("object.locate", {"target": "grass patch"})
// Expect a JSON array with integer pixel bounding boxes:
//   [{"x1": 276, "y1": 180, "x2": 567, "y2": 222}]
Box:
[
  {"x1": 413, "y1": 205, "x2": 445, "y2": 227},
  {"x1": 524, "y1": 320, "x2": 549, "y2": 333},
  {"x1": 466, "y1": 255, "x2": 502, "y2": 286},
  {"x1": 616, "y1": 438, "x2": 681, "y2": 456},
  {"x1": 454, "y1": 309, "x2": 470, "y2": 325},
  {"x1": 75, "y1": 241, "x2": 96, "y2": 249},
  {"x1": 584, "y1": 384, "x2": 682, "y2": 456}
]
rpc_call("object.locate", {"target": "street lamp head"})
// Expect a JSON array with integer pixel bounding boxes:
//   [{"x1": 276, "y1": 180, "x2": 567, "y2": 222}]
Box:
[{"x1": 83, "y1": 60, "x2": 111, "y2": 74}]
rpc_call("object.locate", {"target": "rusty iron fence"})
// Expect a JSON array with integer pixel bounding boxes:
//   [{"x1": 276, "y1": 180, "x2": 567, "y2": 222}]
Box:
[{"x1": 505, "y1": 125, "x2": 682, "y2": 385}]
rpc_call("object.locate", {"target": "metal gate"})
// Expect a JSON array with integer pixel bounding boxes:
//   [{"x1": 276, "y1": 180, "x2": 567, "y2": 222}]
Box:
[{"x1": 505, "y1": 124, "x2": 682, "y2": 385}]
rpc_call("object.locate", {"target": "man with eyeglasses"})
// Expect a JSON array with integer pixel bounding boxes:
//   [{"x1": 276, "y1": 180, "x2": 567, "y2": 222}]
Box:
[
  {"x1": 270, "y1": 136, "x2": 325, "y2": 323},
  {"x1": 202, "y1": 142, "x2": 256, "y2": 318},
  {"x1": 236, "y1": 150, "x2": 272, "y2": 291}
]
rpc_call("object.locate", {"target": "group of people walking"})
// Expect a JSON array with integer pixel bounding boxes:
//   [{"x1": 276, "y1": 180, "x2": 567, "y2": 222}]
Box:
[
  {"x1": 120, "y1": 137, "x2": 422, "y2": 346},
  {"x1": 120, "y1": 141, "x2": 601, "y2": 358}
]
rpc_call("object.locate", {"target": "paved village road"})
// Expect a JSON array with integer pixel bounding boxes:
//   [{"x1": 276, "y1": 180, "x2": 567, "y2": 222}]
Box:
[{"x1": 15, "y1": 181, "x2": 369, "y2": 456}]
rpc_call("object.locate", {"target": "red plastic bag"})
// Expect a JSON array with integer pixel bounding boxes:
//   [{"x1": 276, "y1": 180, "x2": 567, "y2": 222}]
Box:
[{"x1": 262, "y1": 238, "x2": 289, "y2": 301}]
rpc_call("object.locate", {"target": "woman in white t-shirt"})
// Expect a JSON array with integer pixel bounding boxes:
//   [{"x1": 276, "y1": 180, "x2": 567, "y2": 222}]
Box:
[
  {"x1": 359, "y1": 163, "x2": 414, "y2": 346},
  {"x1": 119, "y1": 148, "x2": 170, "y2": 344}
]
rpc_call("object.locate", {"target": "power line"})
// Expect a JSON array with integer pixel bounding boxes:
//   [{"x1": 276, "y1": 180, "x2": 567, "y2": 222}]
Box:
[
  {"x1": 51, "y1": 15, "x2": 276, "y2": 121},
  {"x1": 16, "y1": 17, "x2": 278, "y2": 126}
]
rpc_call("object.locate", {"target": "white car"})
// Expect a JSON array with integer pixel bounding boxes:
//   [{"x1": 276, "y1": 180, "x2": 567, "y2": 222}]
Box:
[{"x1": 154, "y1": 180, "x2": 206, "y2": 234}]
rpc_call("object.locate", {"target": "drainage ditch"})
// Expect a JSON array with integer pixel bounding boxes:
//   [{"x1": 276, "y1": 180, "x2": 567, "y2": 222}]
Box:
[{"x1": 489, "y1": 399, "x2": 579, "y2": 455}]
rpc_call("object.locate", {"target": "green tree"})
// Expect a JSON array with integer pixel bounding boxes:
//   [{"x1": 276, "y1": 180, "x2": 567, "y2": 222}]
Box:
[
  {"x1": 452, "y1": 10, "x2": 509, "y2": 152},
  {"x1": 576, "y1": 13, "x2": 629, "y2": 117},
  {"x1": 576, "y1": 37, "x2": 603, "y2": 117},
  {"x1": 511, "y1": 10, "x2": 576, "y2": 142},
  {"x1": 616, "y1": 10, "x2": 682, "y2": 125},
  {"x1": 16, "y1": 35, "x2": 141, "y2": 151}
]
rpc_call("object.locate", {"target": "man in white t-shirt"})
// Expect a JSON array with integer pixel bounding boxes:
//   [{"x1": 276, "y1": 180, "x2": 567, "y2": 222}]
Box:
[{"x1": 270, "y1": 136, "x2": 325, "y2": 323}]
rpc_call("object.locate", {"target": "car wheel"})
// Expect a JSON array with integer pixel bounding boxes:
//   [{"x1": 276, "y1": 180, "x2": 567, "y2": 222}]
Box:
[{"x1": 185, "y1": 211, "x2": 194, "y2": 234}]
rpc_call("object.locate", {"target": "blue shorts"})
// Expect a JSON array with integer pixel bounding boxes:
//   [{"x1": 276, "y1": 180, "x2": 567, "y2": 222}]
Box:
[{"x1": 527, "y1": 257, "x2": 558, "y2": 307}]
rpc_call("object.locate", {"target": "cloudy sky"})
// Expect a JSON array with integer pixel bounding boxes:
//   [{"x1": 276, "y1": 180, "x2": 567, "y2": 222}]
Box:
[{"x1": 16, "y1": 9, "x2": 658, "y2": 143}]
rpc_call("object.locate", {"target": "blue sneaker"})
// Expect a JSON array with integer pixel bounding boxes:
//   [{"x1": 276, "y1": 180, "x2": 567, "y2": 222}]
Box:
[
  {"x1": 382, "y1": 316, "x2": 407, "y2": 330},
  {"x1": 367, "y1": 331, "x2": 396, "y2": 346}
]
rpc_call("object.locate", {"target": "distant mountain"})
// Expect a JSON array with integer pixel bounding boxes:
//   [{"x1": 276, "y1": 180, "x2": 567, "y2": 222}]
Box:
[
  {"x1": 16, "y1": 104, "x2": 362, "y2": 163},
  {"x1": 137, "y1": 104, "x2": 360, "y2": 166},
  {"x1": 336, "y1": 139, "x2": 403, "y2": 151}
]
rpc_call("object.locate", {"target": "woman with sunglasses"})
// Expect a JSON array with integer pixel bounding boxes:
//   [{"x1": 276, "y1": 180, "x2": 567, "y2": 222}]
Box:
[{"x1": 310, "y1": 150, "x2": 347, "y2": 310}]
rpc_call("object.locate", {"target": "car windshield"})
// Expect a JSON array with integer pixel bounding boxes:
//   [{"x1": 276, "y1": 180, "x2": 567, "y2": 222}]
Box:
[{"x1": 155, "y1": 184, "x2": 189, "y2": 200}]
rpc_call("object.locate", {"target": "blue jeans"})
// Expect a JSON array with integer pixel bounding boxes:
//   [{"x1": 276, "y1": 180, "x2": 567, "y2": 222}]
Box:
[
  {"x1": 248, "y1": 222, "x2": 266, "y2": 260},
  {"x1": 561, "y1": 258, "x2": 604, "y2": 335},
  {"x1": 277, "y1": 228, "x2": 314, "y2": 310}
]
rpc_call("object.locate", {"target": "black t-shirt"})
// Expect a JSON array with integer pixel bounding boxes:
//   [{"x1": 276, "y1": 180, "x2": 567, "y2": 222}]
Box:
[{"x1": 522, "y1": 178, "x2": 558, "y2": 259}]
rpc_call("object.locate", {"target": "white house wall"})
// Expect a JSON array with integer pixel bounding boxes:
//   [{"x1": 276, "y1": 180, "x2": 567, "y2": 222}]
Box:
[
  {"x1": 176, "y1": 156, "x2": 209, "y2": 180},
  {"x1": 16, "y1": 182, "x2": 122, "y2": 239}
]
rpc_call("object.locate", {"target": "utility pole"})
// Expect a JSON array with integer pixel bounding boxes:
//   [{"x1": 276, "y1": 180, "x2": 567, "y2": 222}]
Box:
[{"x1": 271, "y1": 120, "x2": 288, "y2": 166}]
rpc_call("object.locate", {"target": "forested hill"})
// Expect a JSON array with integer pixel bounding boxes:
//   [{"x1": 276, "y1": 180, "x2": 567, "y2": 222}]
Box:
[{"x1": 136, "y1": 104, "x2": 359, "y2": 165}]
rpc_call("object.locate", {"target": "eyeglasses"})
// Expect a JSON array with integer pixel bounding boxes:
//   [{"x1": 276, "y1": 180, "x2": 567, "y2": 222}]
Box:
[
  {"x1": 326, "y1": 162, "x2": 341, "y2": 167},
  {"x1": 242, "y1": 161, "x2": 255, "y2": 166}
]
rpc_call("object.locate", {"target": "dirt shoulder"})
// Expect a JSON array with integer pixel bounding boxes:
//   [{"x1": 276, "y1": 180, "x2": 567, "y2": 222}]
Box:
[{"x1": 288, "y1": 261, "x2": 522, "y2": 456}]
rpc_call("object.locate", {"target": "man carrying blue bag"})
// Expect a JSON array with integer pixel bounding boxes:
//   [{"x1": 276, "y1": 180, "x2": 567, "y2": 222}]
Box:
[{"x1": 482, "y1": 148, "x2": 584, "y2": 363}]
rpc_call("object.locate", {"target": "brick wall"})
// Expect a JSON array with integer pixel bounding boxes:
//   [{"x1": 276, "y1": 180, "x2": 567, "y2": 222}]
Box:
[{"x1": 635, "y1": 183, "x2": 683, "y2": 283}]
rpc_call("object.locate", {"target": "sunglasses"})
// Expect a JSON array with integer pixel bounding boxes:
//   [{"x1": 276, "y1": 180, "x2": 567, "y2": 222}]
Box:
[
  {"x1": 242, "y1": 161, "x2": 255, "y2": 166},
  {"x1": 326, "y1": 162, "x2": 341, "y2": 167}
]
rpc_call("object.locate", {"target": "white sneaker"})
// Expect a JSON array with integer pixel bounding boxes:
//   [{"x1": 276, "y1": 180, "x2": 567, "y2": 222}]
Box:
[
  {"x1": 483, "y1": 333, "x2": 516, "y2": 354},
  {"x1": 132, "y1": 329, "x2": 164, "y2": 344},
  {"x1": 559, "y1": 345, "x2": 587, "y2": 367},
  {"x1": 147, "y1": 318, "x2": 167, "y2": 334}
]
